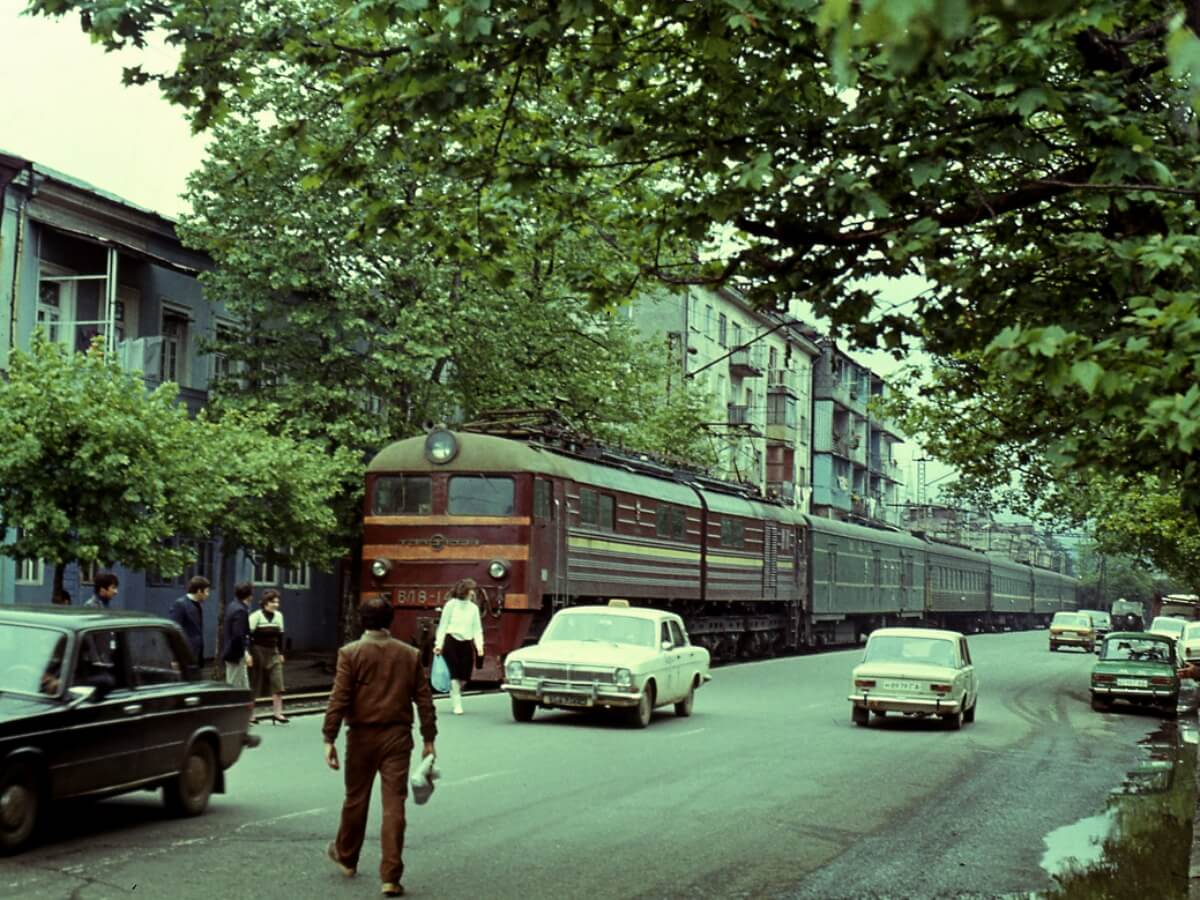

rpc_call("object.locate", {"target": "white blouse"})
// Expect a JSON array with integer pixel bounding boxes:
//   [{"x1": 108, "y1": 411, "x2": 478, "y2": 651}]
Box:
[{"x1": 434, "y1": 598, "x2": 484, "y2": 654}]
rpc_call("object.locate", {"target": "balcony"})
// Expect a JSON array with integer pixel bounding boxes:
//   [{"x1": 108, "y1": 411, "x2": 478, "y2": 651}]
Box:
[
  {"x1": 729, "y1": 347, "x2": 765, "y2": 378},
  {"x1": 767, "y1": 368, "x2": 798, "y2": 396},
  {"x1": 726, "y1": 404, "x2": 763, "y2": 436},
  {"x1": 766, "y1": 423, "x2": 794, "y2": 445}
]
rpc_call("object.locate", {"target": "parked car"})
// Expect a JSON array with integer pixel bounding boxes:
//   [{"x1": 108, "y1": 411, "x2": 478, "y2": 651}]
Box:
[
  {"x1": 848, "y1": 627, "x2": 979, "y2": 729},
  {"x1": 1090, "y1": 631, "x2": 1180, "y2": 717},
  {"x1": 0, "y1": 606, "x2": 258, "y2": 853},
  {"x1": 1181, "y1": 622, "x2": 1200, "y2": 664},
  {"x1": 1049, "y1": 611, "x2": 1096, "y2": 652},
  {"x1": 1147, "y1": 616, "x2": 1188, "y2": 644},
  {"x1": 501, "y1": 600, "x2": 711, "y2": 727},
  {"x1": 1080, "y1": 610, "x2": 1111, "y2": 639},
  {"x1": 1110, "y1": 599, "x2": 1145, "y2": 632}
]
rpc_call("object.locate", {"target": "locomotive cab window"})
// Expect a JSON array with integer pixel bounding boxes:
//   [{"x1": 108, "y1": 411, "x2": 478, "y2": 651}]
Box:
[
  {"x1": 656, "y1": 505, "x2": 686, "y2": 539},
  {"x1": 580, "y1": 487, "x2": 615, "y2": 531},
  {"x1": 720, "y1": 517, "x2": 745, "y2": 548},
  {"x1": 448, "y1": 476, "x2": 515, "y2": 516},
  {"x1": 534, "y1": 479, "x2": 554, "y2": 520},
  {"x1": 372, "y1": 476, "x2": 432, "y2": 515}
]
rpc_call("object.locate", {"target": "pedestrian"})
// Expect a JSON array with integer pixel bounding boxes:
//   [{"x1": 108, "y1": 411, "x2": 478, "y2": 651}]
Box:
[
  {"x1": 222, "y1": 581, "x2": 254, "y2": 689},
  {"x1": 168, "y1": 576, "x2": 210, "y2": 667},
  {"x1": 323, "y1": 597, "x2": 437, "y2": 898},
  {"x1": 433, "y1": 577, "x2": 484, "y2": 715},
  {"x1": 249, "y1": 588, "x2": 288, "y2": 724},
  {"x1": 83, "y1": 573, "x2": 118, "y2": 609},
  {"x1": 52, "y1": 588, "x2": 71, "y2": 605}
]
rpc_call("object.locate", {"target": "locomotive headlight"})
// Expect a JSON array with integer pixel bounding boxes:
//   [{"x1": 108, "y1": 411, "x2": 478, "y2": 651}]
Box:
[
  {"x1": 371, "y1": 558, "x2": 392, "y2": 579},
  {"x1": 488, "y1": 559, "x2": 509, "y2": 580},
  {"x1": 614, "y1": 667, "x2": 633, "y2": 688},
  {"x1": 424, "y1": 429, "x2": 458, "y2": 464},
  {"x1": 505, "y1": 660, "x2": 524, "y2": 681}
]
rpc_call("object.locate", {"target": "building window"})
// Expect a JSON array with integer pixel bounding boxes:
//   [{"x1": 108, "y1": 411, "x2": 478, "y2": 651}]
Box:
[
  {"x1": 704, "y1": 305, "x2": 714, "y2": 340},
  {"x1": 283, "y1": 560, "x2": 310, "y2": 589},
  {"x1": 80, "y1": 560, "x2": 99, "y2": 584},
  {"x1": 718, "y1": 314, "x2": 728, "y2": 348},
  {"x1": 161, "y1": 308, "x2": 190, "y2": 385},
  {"x1": 688, "y1": 295, "x2": 699, "y2": 331},
  {"x1": 253, "y1": 556, "x2": 279, "y2": 586},
  {"x1": 15, "y1": 556, "x2": 43, "y2": 585},
  {"x1": 212, "y1": 321, "x2": 241, "y2": 381},
  {"x1": 37, "y1": 269, "x2": 77, "y2": 347}
]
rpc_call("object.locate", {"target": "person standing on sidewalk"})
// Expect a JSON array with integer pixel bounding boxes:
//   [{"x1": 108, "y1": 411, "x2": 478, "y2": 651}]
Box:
[
  {"x1": 168, "y1": 576, "x2": 210, "y2": 667},
  {"x1": 222, "y1": 582, "x2": 254, "y2": 689},
  {"x1": 249, "y1": 589, "x2": 288, "y2": 723},
  {"x1": 323, "y1": 597, "x2": 437, "y2": 898},
  {"x1": 83, "y1": 573, "x2": 118, "y2": 609},
  {"x1": 433, "y1": 578, "x2": 484, "y2": 715}
]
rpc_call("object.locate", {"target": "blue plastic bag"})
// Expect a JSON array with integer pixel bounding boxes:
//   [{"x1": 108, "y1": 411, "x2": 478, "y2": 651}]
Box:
[{"x1": 430, "y1": 654, "x2": 451, "y2": 694}]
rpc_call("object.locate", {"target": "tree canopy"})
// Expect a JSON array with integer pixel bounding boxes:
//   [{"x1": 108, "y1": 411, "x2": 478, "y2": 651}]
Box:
[{"x1": 28, "y1": 0, "x2": 1200, "y2": 508}]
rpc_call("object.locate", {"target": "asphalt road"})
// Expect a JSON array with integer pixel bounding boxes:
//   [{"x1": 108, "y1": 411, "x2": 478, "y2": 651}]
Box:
[{"x1": 1, "y1": 630, "x2": 1183, "y2": 899}]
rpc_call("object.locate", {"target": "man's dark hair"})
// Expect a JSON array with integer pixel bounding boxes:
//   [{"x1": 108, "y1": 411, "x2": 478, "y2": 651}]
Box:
[
  {"x1": 188, "y1": 576, "x2": 211, "y2": 594},
  {"x1": 234, "y1": 582, "x2": 253, "y2": 601},
  {"x1": 94, "y1": 572, "x2": 119, "y2": 592},
  {"x1": 359, "y1": 597, "x2": 394, "y2": 631}
]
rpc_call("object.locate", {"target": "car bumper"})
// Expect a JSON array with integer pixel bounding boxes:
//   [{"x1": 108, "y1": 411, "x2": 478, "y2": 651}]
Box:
[
  {"x1": 1050, "y1": 634, "x2": 1092, "y2": 645},
  {"x1": 848, "y1": 693, "x2": 962, "y2": 715},
  {"x1": 502, "y1": 681, "x2": 642, "y2": 709},
  {"x1": 1092, "y1": 687, "x2": 1177, "y2": 702}
]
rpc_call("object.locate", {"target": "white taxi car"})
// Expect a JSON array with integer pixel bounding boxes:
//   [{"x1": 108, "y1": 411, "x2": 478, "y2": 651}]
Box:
[
  {"x1": 501, "y1": 601, "x2": 711, "y2": 728},
  {"x1": 848, "y1": 627, "x2": 979, "y2": 729},
  {"x1": 1181, "y1": 622, "x2": 1200, "y2": 664}
]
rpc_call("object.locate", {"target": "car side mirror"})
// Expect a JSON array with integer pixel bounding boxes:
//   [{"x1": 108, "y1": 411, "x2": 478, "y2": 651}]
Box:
[
  {"x1": 66, "y1": 684, "x2": 99, "y2": 707},
  {"x1": 661, "y1": 640, "x2": 673, "y2": 651}
]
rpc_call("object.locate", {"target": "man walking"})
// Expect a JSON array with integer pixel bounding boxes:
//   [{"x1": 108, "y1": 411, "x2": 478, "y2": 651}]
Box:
[
  {"x1": 323, "y1": 598, "x2": 437, "y2": 898},
  {"x1": 83, "y1": 573, "x2": 119, "y2": 609},
  {"x1": 222, "y1": 582, "x2": 254, "y2": 688},
  {"x1": 168, "y1": 576, "x2": 210, "y2": 666}
]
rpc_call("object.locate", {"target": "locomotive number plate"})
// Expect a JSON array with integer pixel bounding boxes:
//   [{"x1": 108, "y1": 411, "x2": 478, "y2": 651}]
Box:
[{"x1": 544, "y1": 692, "x2": 591, "y2": 707}]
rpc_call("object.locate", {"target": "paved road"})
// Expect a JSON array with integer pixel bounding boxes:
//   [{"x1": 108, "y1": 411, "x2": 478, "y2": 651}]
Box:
[{"x1": 2, "y1": 630, "x2": 1181, "y2": 899}]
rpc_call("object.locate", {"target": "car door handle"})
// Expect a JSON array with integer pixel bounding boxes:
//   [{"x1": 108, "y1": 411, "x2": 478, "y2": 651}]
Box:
[
  {"x1": 123, "y1": 704, "x2": 143, "y2": 715},
  {"x1": 184, "y1": 696, "x2": 200, "y2": 707}
]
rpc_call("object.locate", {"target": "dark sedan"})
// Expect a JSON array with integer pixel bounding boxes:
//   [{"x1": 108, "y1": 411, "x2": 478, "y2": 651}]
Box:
[{"x1": 0, "y1": 606, "x2": 257, "y2": 853}]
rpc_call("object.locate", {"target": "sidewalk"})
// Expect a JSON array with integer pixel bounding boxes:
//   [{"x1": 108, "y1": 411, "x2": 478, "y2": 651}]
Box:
[{"x1": 279, "y1": 649, "x2": 337, "y2": 696}]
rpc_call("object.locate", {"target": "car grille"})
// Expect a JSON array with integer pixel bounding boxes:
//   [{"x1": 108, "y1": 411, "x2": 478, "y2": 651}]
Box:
[{"x1": 523, "y1": 664, "x2": 616, "y2": 685}]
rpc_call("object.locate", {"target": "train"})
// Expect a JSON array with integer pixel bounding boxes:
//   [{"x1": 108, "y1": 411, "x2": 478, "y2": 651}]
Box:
[{"x1": 361, "y1": 426, "x2": 1079, "y2": 681}]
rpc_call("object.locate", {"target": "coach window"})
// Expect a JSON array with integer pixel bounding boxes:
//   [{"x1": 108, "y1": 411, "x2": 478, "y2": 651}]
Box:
[
  {"x1": 657, "y1": 505, "x2": 686, "y2": 539},
  {"x1": 372, "y1": 476, "x2": 432, "y2": 515},
  {"x1": 580, "y1": 487, "x2": 615, "y2": 531},
  {"x1": 720, "y1": 518, "x2": 745, "y2": 548},
  {"x1": 534, "y1": 479, "x2": 554, "y2": 520},
  {"x1": 448, "y1": 476, "x2": 515, "y2": 516}
]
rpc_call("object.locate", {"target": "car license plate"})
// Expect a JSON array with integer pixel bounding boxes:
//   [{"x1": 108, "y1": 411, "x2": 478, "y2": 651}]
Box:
[
  {"x1": 1116, "y1": 678, "x2": 1147, "y2": 688},
  {"x1": 882, "y1": 680, "x2": 922, "y2": 692},
  {"x1": 544, "y1": 692, "x2": 590, "y2": 707}
]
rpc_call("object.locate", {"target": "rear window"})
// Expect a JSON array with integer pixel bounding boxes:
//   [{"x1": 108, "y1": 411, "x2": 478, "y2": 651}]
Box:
[
  {"x1": 1052, "y1": 613, "x2": 1086, "y2": 626},
  {"x1": 372, "y1": 476, "x2": 432, "y2": 515},
  {"x1": 448, "y1": 476, "x2": 514, "y2": 516}
]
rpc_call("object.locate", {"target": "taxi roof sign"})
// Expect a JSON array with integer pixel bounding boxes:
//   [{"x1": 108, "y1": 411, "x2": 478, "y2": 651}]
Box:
[{"x1": 607, "y1": 598, "x2": 631, "y2": 608}]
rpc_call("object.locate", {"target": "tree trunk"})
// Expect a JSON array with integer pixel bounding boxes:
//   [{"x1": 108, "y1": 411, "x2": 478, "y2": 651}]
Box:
[{"x1": 52, "y1": 561, "x2": 65, "y2": 604}]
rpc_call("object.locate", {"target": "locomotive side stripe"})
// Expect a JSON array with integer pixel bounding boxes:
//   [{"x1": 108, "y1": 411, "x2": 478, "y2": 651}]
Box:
[
  {"x1": 365, "y1": 515, "x2": 531, "y2": 526},
  {"x1": 567, "y1": 535, "x2": 700, "y2": 561},
  {"x1": 365, "y1": 544, "x2": 530, "y2": 560}
]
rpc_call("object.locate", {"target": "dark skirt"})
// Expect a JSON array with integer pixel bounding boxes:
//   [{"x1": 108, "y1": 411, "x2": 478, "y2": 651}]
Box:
[{"x1": 442, "y1": 635, "x2": 476, "y2": 681}]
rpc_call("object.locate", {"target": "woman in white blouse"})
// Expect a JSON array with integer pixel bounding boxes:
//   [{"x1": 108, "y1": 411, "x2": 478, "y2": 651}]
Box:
[{"x1": 434, "y1": 577, "x2": 484, "y2": 715}]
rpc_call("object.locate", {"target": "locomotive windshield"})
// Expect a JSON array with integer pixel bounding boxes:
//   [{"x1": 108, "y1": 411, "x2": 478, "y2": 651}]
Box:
[
  {"x1": 448, "y1": 476, "x2": 514, "y2": 516},
  {"x1": 542, "y1": 612, "x2": 656, "y2": 648},
  {"x1": 372, "y1": 476, "x2": 432, "y2": 515}
]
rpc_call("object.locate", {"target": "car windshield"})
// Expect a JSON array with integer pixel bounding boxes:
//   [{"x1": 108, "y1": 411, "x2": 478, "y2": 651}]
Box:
[
  {"x1": 1102, "y1": 637, "x2": 1173, "y2": 663},
  {"x1": 1112, "y1": 601, "x2": 1142, "y2": 616},
  {"x1": 0, "y1": 624, "x2": 69, "y2": 696},
  {"x1": 1151, "y1": 618, "x2": 1186, "y2": 636},
  {"x1": 863, "y1": 635, "x2": 956, "y2": 667},
  {"x1": 541, "y1": 613, "x2": 656, "y2": 648},
  {"x1": 1052, "y1": 613, "x2": 1086, "y2": 626}
]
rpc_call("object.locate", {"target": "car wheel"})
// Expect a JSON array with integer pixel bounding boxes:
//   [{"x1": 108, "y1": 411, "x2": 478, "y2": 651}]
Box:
[
  {"x1": 674, "y1": 681, "x2": 695, "y2": 718},
  {"x1": 963, "y1": 697, "x2": 977, "y2": 724},
  {"x1": 511, "y1": 697, "x2": 536, "y2": 723},
  {"x1": 851, "y1": 705, "x2": 869, "y2": 727},
  {"x1": 164, "y1": 740, "x2": 216, "y2": 817},
  {"x1": 1049, "y1": 643, "x2": 1057, "y2": 652},
  {"x1": 0, "y1": 762, "x2": 40, "y2": 854},
  {"x1": 943, "y1": 707, "x2": 963, "y2": 730},
  {"x1": 629, "y1": 683, "x2": 655, "y2": 729},
  {"x1": 1091, "y1": 694, "x2": 1111, "y2": 712}
]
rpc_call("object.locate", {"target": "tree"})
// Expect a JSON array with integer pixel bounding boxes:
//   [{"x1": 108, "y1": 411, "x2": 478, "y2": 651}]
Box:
[{"x1": 33, "y1": 0, "x2": 1200, "y2": 505}]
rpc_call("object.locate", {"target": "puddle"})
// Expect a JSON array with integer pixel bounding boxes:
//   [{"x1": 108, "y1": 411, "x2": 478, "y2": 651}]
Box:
[{"x1": 1037, "y1": 719, "x2": 1195, "y2": 899}]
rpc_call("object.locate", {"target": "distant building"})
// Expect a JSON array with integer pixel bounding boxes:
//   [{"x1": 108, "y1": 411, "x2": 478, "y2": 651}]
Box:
[{"x1": 0, "y1": 151, "x2": 337, "y2": 651}]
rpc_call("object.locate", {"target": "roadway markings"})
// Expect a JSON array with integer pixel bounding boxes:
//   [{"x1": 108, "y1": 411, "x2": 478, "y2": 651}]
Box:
[
  {"x1": 666, "y1": 728, "x2": 707, "y2": 738},
  {"x1": 440, "y1": 770, "x2": 516, "y2": 787}
]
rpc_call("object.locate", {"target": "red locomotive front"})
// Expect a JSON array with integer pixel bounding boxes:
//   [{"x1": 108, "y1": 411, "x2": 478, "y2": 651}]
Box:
[{"x1": 361, "y1": 428, "x2": 564, "y2": 681}]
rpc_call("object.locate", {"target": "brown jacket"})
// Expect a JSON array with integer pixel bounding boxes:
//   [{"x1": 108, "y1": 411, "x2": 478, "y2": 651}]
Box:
[{"x1": 322, "y1": 630, "x2": 437, "y2": 743}]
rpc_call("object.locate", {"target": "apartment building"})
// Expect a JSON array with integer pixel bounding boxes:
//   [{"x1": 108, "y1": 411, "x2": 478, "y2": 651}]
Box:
[{"x1": 0, "y1": 151, "x2": 337, "y2": 651}]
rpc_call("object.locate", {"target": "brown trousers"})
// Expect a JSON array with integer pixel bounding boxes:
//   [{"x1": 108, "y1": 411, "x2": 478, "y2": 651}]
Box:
[{"x1": 334, "y1": 725, "x2": 413, "y2": 883}]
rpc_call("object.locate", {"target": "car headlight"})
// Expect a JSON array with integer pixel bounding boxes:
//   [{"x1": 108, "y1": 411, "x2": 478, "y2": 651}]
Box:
[
  {"x1": 614, "y1": 668, "x2": 633, "y2": 688},
  {"x1": 505, "y1": 660, "x2": 524, "y2": 681},
  {"x1": 424, "y1": 429, "x2": 458, "y2": 464},
  {"x1": 371, "y1": 558, "x2": 391, "y2": 578},
  {"x1": 488, "y1": 559, "x2": 509, "y2": 580}
]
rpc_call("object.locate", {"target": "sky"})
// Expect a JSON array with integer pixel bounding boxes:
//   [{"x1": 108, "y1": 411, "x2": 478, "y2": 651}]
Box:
[{"x1": 0, "y1": 0, "x2": 206, "y2": 218}]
